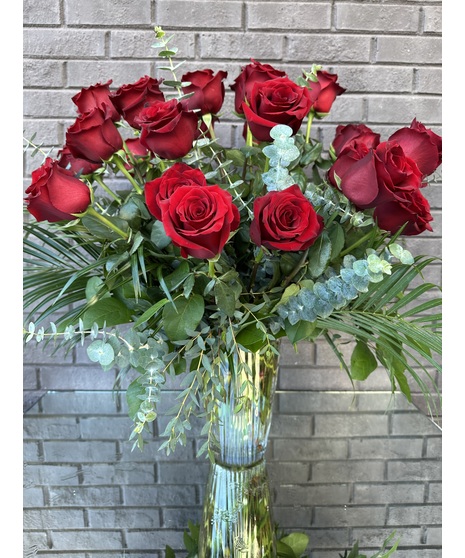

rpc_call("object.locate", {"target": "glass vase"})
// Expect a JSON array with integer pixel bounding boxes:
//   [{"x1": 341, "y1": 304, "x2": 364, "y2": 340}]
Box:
[{"x1": 198, "y1": 344, "x2": 279, "y2": 558}]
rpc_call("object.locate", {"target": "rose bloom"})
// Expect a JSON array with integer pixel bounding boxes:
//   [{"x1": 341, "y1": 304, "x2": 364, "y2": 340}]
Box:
[
  {"x1": 57, "y1": 146, "x2": 101, "y2": 176},
  {"x1": 374, "y1": 188, "x2": 433, "y2": 236},
  {"x1": 136, "y1": 99, "x2": 199, "y2": 160},
  {"x1": 145, "y1": 162, "x2": 207, "y2": 221},
  {"x1": 111, "y1": 76, "x2": 165, "y2": 129},
  {"x1": 328, "y1": 141, "x2": 423, "y2": 209},
  {"x1": 307, "y1": 70, "x2": 345, "y2": 115},
  {"x1": 72, "y1": 79, "x2": 120, "y2": 121},
  {"x1": 250, "y1": 184, "x2": 324, "y2": 251},
  {"x1": 25, "y1": 157, "x2": 91, "y2": 222},
  {"x1": 242, "y1": 77, "x2": 313, "y2": 142},
  {"x1": 388, "y1": 118, "x2": 442, "y2": 176},
  {"x1": 160, "y1": 184, "x2": 240, "y2": 259},
  {"x1": 181, "y1": 69, "x2": 228, "y2": 115},
  {"x1": 231, "y1": 59, "x2": 287, "y2": 115},
  {"x1": 331, "y1": 123, "x2": 380, "y2": 157},
  {"x1": 65, "y1": 104, "x2": 123, "y2": 163}
]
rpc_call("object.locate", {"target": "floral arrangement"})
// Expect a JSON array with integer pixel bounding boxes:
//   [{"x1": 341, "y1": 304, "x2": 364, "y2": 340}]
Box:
[{"x1": 24, "y1": 27, "x2": 442, "y2": 455}]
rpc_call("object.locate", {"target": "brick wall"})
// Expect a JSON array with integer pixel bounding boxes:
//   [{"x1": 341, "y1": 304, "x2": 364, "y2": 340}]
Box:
[{"x1": 23, "y1": 1, "x2": 442, "y2": 556}]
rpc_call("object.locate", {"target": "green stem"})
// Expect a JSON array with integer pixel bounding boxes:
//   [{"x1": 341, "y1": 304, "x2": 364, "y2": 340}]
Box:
[
  {"x1": 84, "y1": 206, "x2": 129, "y2": 239},
  {"x1": 94, "y1": 175, "x2": 123, "y2": 204},
  {"x1": 305, "y1": 111, "x2": 315, "y2": 144},
  {"x1": 113, "y1": 156, "x2": 143, "y2": 195},
  {"x1": 339, "y1": 230, "x2": 374, "y2": 258},
  {"x1": 282, "y1": 248, "x2": 309, "y2": 288},
  {"x1": 246, "y1": 125, "x2": 254, "y2": 147},
  {"x1": 208, "y1": 260, "x2": 216, "y2": 278}
]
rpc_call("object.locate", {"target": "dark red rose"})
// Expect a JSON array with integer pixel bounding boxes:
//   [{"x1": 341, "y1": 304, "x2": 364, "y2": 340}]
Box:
[
  {"x1": 65, "y1": 105, "x2": 123, "y2": 163},
  {"x1": 25, "y1": 157, "x2": 91, "y2": 222},
  {"x1": 388, "y1": 118, "x2": 442, "y2": 176},
  {"x1": 145, "y1": 162, "x2": 207, "y2": 221},
  {"x1": 181, "y1": 69, "x2": 228, "y2": 115},
  {"x1": 136, "y1": 99, "x2": 199, "y2": 160},
  {"x1": 250, "y1": 184, "x2": 324, "y2": 251},
  {"x1": 123, "y1": 138, "x2": 149, "y2": 170},
  {"x1": 307, "y1": 70, "x2": 345, "y2": 115},
  {"x1": 72, "y1": 80, "x2": 120, "y2": 121},
  {"x1": 160, "y1": 184, "x2": 240, "y2": 259},
  {"x1": 331, "y1": 123, "x2": 381, "y2": 157},
  {"x1": 57, "y1": 146, "x2": 101, "y2": 175},
  {"x1": 374, "y1": 188, "x2": 433, "y2": 236},
  {"x1": 242, "y1": 77, "x2": 313, "y2": 142},
  {"x1": 231, "y1": 59, "x2": 287, "y2": 115},
  {"x1": 328, "y1": 141, "x2": 423, "y2": 209},
  {"x1": 111, "y1": 76, "x2": 165, "y2": 129}
]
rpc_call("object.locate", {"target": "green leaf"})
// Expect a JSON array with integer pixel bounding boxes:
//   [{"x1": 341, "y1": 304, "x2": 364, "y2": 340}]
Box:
[
  {"x1": 162, "y1": 294, "x2": 205, "y2": 341},
  {"x1": 150, "y1": 220, "x2": 172, "y2": 249},
  {"x1": 236, "y1": 323, "x2": 267, "y2": 352},
  {"x1": 164, "y1": 261, "x2": 191, "y2": 292},
  {"x1": 126, "y1": 378, "x2": 145, "y2": 420},
  {"x1": 85, "y1": 276, "x2": 111, "y2": 303},
  {"x1": 81, "y1": 213, "x2": 129, "y2": 241},
  {"x1": 277, "y1": 540, "x2": 297, "y2": 558},
  {"x1": 280, "y1": 532, "x2": 309, "y2": 557},
  {"x1": 81, "y1": 297, "x2": 133, "y2": 328},
  {"x1": 87, "y1": 340, "x2": 115, "y2": 366},
  {"x1": 214, "y1": 279, "x2": 238, "y2": 317},
  {"x1": 165, "y1": 546, "x2": 176, "y2": 558},
  {"x1": 285, "y1": 319, "x2": 317, "y2": 344},
  {"x1": 132, "y1": 298, "x2": 169, "y2": 328},
  {"x1": 350, "y1": 340, "x2": 378, "y2": 381},
  {"x1": 307, "y1": 232, "x2": 332, "y2": 278},
  {"x1": 327, "y1": 221, "x2": 345, "y2": 261}
]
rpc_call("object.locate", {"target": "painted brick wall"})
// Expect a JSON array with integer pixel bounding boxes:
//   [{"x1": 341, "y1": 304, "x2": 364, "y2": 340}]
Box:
[{"x1": 23, "y1": 1, "x2": 442, "y2": 556}]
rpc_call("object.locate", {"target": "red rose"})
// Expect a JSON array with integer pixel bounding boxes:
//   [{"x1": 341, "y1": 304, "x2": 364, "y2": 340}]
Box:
[
  {"x1": 145, "y1": 162, "x2": 207, "y2": 221},
  {"x1": 111, "y1": 76, "x2": 165, "y2": 129},
  {"x1": 136, "y1": 99, "x2": 199, "y2": 160},
  {"x1": 250, "y1": 184, "x2": 324, "y2": 251},
  {"x1": 231, "y1": 59, "x2": 287, "y2": 115},
  {"x1": 25, "y1": 157, "x2": 91, "y2": 222},
  {"x1": 65, "y1": 105, "x2": 123, "y2": 163},
  {"x1": 242, "y1": 77, "x2": 313, "y2": 142},
  {"x1": 57, "y1": 146, "x2": 101, "y2": 175},
  {"x1": 72, "y1": 80, "x2": 120, "y2": 121},
  {"x1": 160, "y1": 184, "x2": 240, "y2": 259},
  {"x1": 123, "y1": 138, "x2": 149, "y2": 170},
  {"x1": 331, "y1": 123, "x2": 380, "y2": 157},
  {"x1": 307, "y1": 70, "x2": 345, "y2": 115},
  {"x1": 374, "y1": 188, "x2": 433, "y2": 236},
  {"x1": 388, "y1": 118, "x2": 442, "y2": 176},
  {"x1": 181, "y1": 69, "x2": 228, "y2": 115},
  {"x1": 328, "y1": 141, "x2": 423, "y2": 209}
]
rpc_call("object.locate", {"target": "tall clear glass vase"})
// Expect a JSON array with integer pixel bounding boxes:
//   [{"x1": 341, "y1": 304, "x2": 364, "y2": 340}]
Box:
[{"x1": 198, "y1": 344, "x2": 279, "y2": 558}]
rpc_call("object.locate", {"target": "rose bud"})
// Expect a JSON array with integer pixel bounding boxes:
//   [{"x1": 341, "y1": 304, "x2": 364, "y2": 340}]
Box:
[
  {"x1": 250, "y1": 184, "x2": 324, "y2": 251},
  {"x1": 331, "y1": 123, "x2": 381, "y2": 157},
  {"x1": 160, "y1": 184, "x2": 240, "y2": 259},
  {"x1": 65, "y1": 104, "x2": 123, "y2": 163},
  {"x1": 111, "y1": 76, "x2": 165, "y2": 129},
  {"x1": 242, "y1": 77, "x2": 313, "y2": 142},
  {"x1": 25, "y1": 157, "x2": 91, "y2": 222},
  {"x1": 136, "y1": 99, "x2": 199, "y2": 160},
  {"x1": 72, "y1": 79, "x2": 120, "y2": 121},
  {"x1": 181, "y1": 69, "x2": 228, "y2": 116},
  {"x1": 374, "y1": 188, "x2": 433, "y2": 236},
  {"x1": 388, "y1": 118, "x2": 442, "y2": 177},
  {"x1": 307, "y1": 70, "x2": 345, "y2": 115},
  {"x1": 145, "y1": 162, "x2": 207, "y2": 221},
  {"x1": 231, "y1": 59, "x2": 287, "y2": 115},
  {"x1": 57, "y1": 145, "x2": 101, "y2": 176}
]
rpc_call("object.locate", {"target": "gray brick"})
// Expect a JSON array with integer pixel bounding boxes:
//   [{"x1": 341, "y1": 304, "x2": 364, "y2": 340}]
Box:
[
  {"x1": 377, "y1": 36, "x2": 442, "y2": 64},
  {"x1": 24, "y1": 464, "x2": 81, "y2": 487},
  {"x1": 415, "y1": 67, "x2": 442, "y2": 94},
  {"x1": 426, "y1": 525, "x2": 442, "y2": 545},
  {"x1": 350, "y1": 437, "x2": 424, "y2": 460},
  {"x1": 24, "y1": 417, "x2": 80, "y2": 440},
  {"x1": 24, "y1": 508, "x2": 85, "y2": 529},
  {"x1": 269, "y1": 414, "x2": 313, "y2": 438},
  {"x1": 81, "y1": 463, "x2": 156, "y2": 485},
  {"x1": 158, "y1": 461, "x2": 209, "y2": 483},
  {"x1": 387, "y1": 504, "x2": 441, "y2": 526},
  {"x1": 23, "y1": 119, "x2": 62, "y2": 147},
  {"x1": 23, "y1": 531, "x2": 49, "y2": 553},
  {"x1": 158, "y1": 1, "x2": 243, "y2": 29},
  {"x1": 124, "y1": 485, "x2": 197, "y2": 506},
  {"x1": 279, "y1": 339, "x2": 315, "y2": 366},
  {"x1": 199, "y1": 32, "x2": 283, "y2": 60},
  {"x1": 354, "y1": 482, "x2": 425, "y2": 504},
  {"x1": 351, "y1": 526, "x2": 422, "y2": 546},
  {"x1": 24, "y1": 29, "x2": 106, "y2": 58},
  {"x1": 336, "y1": 4, "x2": 420, "y2": 32},
  {"x1": 273, "y1": 438, "x2": 348, "y2": 461},
  {"x1": 126, "y1": 528, "x2": 184, "y2": 549},
  {"x1": 43, "y1": 440, "x2": 118, "y2": 463},
  {"x1": 23, "y1": 486, "x2": 45, "y2": 507},
  {"x1": 51, "y1": 529, "x2": 123, "y2": 550},
  {"x1": 248, "y1": 2, "x2": 331, "y2": 30},
  {"x1": 65, "y1": 0, "x2": 151, "y2": 25},
  {"x1": 24, "y1": 59, "x2": 64, "y2": 88},
  {"x1": 427, "y1": 482, "x2": 442, "y2": 503},
  {"x1": 48, "y1": 485, "x2": 121, "y2": 507},
  {"x1": 314, "y1": 505, "x2": 386, "y2": 527},
  {"x1": 275, "y1": 483, "x2": 351, "y2": 505},
  {"x1": 325, "y1": 94, "x2": 365, "y2": 123},
  {"x1": 267, "y1": 461, "x2": 310, "y2": 484},
  {"x1": 423, "y1": 6, "x2": 442, "y2": 33},
  {"x1": 38, "y1": 391, "x2": 120, "y2": 414},
  {"x1": 162, "y1": 507, "x2": 203, "y2": 528},
  {"x1": 334, "y1": 66, "x2": 413, "y2": 94},
  {"x1": 367, "y1": 95, "x2": 442, "y2": 125},
  {"x1": 388, "y1": 460, "x2": 441, "y2": 482},
  {"x1": 111, "y1": 30, "x2": 196, "y2": 59},
  {"x1": 23, "y1": 0, "x2": 60, "y2": 24},
  {"x1": 315, "y1": 414, "x2": 389, "y2": 438},
  {"x1": 23, "y1": 90, "x2": 79, "y2": 119},
  {"x1": 286, "y1": 34, "x2": 372, "y2": 64},
  {"x1": 87, "y1": 507, "x2": 161, "y2": 528},
  {"x1": 278, "y1": 392, "x2": 359, "y2": 414},
  {"x1": 391, "y1": 412, "x2": 441, "y2": 436},
  {"x1": 79, "y1": 416, "x2": 137, "y2": 440},
  {"x1": 39, "y1": 365, "x2": 117, "y2": 391},
  {"x1": 312, "y1": 460, "x2": 385, "y2": 483},
  {"x1": 23, "y1": 440, "x2": 40, "y2": 462},
  {"x1": 66, "y1": 60, "x2": 152, "y2": 89},
  {"x1": 297, "y1": 527, "x2": 349, "y2": 549}
]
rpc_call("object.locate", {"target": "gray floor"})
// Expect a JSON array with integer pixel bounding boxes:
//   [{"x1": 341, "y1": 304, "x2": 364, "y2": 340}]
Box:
[{"x1": 23, "y1": 389, "x2": 441, "y2": 558}]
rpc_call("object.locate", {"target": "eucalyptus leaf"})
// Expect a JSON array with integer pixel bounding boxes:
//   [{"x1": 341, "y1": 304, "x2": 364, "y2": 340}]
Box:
[
  {"x1": 162, "y1": 294, "x2": 205, "y2": 341},
  {"x1": 82, "y1": 297, "x2": 133, "y2": 328}
]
